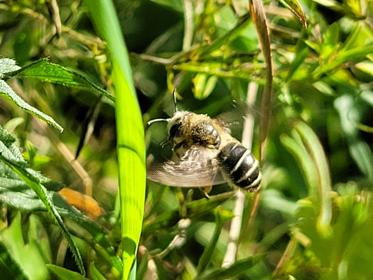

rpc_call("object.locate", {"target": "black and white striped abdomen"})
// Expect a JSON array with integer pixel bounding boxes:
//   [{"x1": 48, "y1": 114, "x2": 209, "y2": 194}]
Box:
[{"x1": 218, "y1": 142, "x2": 261, "y2": 191}]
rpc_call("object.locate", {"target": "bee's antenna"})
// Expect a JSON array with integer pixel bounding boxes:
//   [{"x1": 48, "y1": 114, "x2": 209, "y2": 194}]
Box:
[
  {"x1": 147, "y1": 118, "x2": 169, "y2": 127},
  {"x1": 172, "y1": 88, "x2": 178, "y2": 112}
]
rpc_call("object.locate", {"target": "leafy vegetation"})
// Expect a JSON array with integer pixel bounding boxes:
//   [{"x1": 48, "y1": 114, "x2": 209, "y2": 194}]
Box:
[{"x1": 0, "y1": 0, "x2": 372, "y2": 279}]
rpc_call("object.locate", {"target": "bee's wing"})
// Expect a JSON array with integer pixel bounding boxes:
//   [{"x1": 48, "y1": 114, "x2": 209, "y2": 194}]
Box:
[{"x1": 147, "y1": 146, "x2": 225, "y2": 187}]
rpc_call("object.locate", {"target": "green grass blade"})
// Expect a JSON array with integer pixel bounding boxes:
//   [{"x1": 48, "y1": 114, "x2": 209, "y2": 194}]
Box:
[
  {"x1": 283, "y1": 122, "x2": 333, "y2": 233},
  {"x1": 197, "y1": 208, "x2": 227, "y2": 274},
  {"x1": 84, "y1": 1, "x2": 146, "y2": 279}
]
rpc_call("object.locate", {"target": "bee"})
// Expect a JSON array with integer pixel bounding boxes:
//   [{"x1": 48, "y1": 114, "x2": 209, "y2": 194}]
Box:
[{"x1": 147, "y1": 107, "x2": 262, "y2": 192}]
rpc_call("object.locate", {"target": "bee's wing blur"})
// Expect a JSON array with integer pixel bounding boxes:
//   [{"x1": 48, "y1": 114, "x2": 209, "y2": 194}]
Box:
[{"x1": 147, "y1": 146, "x2": 225, "y2": 187}]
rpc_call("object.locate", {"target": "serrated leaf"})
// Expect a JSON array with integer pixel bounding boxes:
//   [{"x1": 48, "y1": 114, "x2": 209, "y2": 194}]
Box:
[
  {"x1": 0, "y1": 241, "x2": 28, "y2": 280},
  {"x1": 7, "y1": 59, "x2": 114, "y2": 103},
  {"x1": 0, "y1": 163, "x2": 114, "y2": 262},
  {"x1": 0, "y1": 127, "x2": 119, "y2": 273},
  {"x1": 0, "y1": 58, "x2": 20, "y2": 77},
  {"x1": 0, "y1": 80, "x2": 63, "y2": 132},
  {"x1": 0, "y1": 126, "x2": 85, "y2": 275}
]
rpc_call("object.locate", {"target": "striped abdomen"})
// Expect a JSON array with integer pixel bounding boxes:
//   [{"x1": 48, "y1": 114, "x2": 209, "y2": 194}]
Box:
[{"x1": 218, "y1": 142, "x2": 261, "y2": 191}]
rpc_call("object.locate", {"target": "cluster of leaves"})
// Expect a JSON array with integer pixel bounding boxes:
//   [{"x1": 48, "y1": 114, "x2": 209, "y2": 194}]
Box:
[{"x1": 0, "y1": 0, "x2": 372, "y2": 279}]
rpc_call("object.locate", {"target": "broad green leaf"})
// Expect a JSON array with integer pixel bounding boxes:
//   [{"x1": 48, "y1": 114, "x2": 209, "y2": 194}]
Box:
[
  {"x1": 295, "y1": 185, "x2": 371, "y2": 279},
  {"x1": 0, "y1": 163, "x2": 114, "y2": 265},
  {"x1": 47, "y1": 264, "x2": 87, "y2": 280},
  {"x1": 0, "y1": 241, "x2": 28, "y2": 280},
  {"x1": 0, "y1": 58, "x2": 20, "y2": 77},
  {"x1": 0, "y1": 126, "x2": 85, "y2": 275},
  {"x1": 7, "y1": 59, "x2": 114, "y2": 103},
  {"x1": 0, "y1": 80, "x2": 63, "y2": 132},
  {"x1": 0, "y1": 213, "x2": 49, "y2": 280}
]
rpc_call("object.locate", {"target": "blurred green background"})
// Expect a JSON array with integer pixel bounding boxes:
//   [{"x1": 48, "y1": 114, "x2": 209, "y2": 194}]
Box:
[{"x1": 0, "y1": 0, "x2": 372, "y2": 279}]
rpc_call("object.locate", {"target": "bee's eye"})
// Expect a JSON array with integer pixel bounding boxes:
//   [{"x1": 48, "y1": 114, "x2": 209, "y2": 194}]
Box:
[{"x1": 169, "y1": 122, "x2": 182, "y2": 138}]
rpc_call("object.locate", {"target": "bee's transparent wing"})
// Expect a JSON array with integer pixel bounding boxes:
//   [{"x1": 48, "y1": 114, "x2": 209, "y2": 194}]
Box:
[{"x1": 147, "y1": 146, "x2": 225, "y2": 187}]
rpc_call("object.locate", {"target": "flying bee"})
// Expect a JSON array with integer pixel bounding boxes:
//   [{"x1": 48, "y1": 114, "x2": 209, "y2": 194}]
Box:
[{"x1": 147, "y1": 107, "x2": 262, "y2": 192}]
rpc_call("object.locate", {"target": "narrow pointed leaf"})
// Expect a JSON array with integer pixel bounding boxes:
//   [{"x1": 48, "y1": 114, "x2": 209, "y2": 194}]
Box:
[
  {"x1": 7, "y1": 59, "x2": 114, "y2": 103},
  {"x1": 279, "y1": 0, "x2": 307, "y2": 27},
  {"x1": 0, "y1": 80, "x2": 63, "y2": 132}
]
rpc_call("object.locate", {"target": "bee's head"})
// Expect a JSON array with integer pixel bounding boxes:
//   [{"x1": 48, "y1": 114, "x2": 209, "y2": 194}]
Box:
[
  {"x1": 167, "y1": 111, "x2": 189, "y2": 141},
  {"x1": 167, "y1": 111, "x2": 187, "y2": 140}
]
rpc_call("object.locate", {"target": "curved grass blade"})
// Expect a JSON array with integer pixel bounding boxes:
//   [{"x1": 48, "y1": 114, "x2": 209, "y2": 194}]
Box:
[
  {"x1": 282, "y1": 122, "x2": 332, "y2": 233},
  {"x1": 197, "y1": 207, "x2": 231, "y2": 274},
  {"x1": 84, "y1": 1, "x2": 146, "y2": 279}
]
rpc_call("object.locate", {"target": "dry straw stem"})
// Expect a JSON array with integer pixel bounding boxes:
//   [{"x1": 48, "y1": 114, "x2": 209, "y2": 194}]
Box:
[
  {"x1": 182, "y1": 0, "x2": 194, "y2": 51},
  {"x1": 245, "y1": 0, "x2": 274, "y2": 238},
  {"x1": 222, "y1": 82, "x2": 258, "y2": 267}
]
